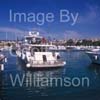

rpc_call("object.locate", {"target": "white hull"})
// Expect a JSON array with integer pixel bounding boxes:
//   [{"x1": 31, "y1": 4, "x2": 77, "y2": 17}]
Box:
[
  {"x1": 17, "y1": 57, "x2": 66, "y2": 68},
  {"x1": 16, "y1": 51, "x2": 66, "y2": 68},
  {"x1": 26, "y1": 61, "x2": 66, "y2": 68},
  {"x1": 86, "y1": 51, "x2": 100, "y2": 64},
  {"x1": 16, "y1": 31, "x2": 66, "y2": 69}
]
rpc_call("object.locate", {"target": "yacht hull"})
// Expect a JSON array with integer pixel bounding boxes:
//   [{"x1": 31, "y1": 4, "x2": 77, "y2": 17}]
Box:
[
  {"x1": 27, "y1": 62, "x2": 66, "y2": 68},
  {"x1": 86, "y1": 52, "x2": 100, "y2": 64},
  {"x1": 17, "y1": 56, "x2": 66, "y2": 68}
]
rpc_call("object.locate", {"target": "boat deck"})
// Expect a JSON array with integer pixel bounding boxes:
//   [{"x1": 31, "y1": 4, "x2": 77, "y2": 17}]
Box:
[{"x1": 27, "y1": 61, "x2": 66, "y2": 68}]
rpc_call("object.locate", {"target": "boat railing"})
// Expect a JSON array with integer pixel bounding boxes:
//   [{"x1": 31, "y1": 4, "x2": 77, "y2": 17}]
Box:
[{"x1": 29, "y1": 60, "x2": 64, "y2": 65}]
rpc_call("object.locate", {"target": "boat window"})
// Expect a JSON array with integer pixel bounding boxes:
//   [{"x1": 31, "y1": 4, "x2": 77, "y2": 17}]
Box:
[
  {"x1": 31, "y1": 46, "x2": 48, "y2": 52},
  {"x1": 57, "y1": 55, "x2": 60, "y2": 60},
  {"x1": 43, "y1": 55, "x2": 47, "y2": 62},
  {"x1": 36, "y1": 38, "x2": 41, "y2": 44},
  {"x1": 25, "y1": 37, "x2": 42, "y2": 44}
]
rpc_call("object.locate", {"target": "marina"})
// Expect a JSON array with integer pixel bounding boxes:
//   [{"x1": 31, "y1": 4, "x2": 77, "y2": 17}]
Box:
[
  {"x1": 16, "y1": 31, "x2": 66, "y2": 68},
  {"x1": 0, "y1": 49, "x2": 100, "y2": 98},
  {"x1": 0, "y1": 34, "x2": 100, "y2": 98},
  {"x1": 0, "y1": 0, "x2": 100, "y2": 99}
]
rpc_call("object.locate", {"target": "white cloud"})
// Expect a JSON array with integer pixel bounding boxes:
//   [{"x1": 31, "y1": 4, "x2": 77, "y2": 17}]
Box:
[
  {"x1": 64, "y1": 30, "x2": 82, "y2": 39},
  {"x1": 0, "y1": 27, "x2": 49, "y2": 36},
  {"x1": 0, "y1": 27, "x2": 25, "y2": 34},
  {"x1": 0, "y1": 27, "x2": 94, "y2": 40},
  {"x1": 0, "y1": 27, "x2": 52, "y2": 40},
  {"x1": 28, "y1": 27, "x2": 48, "y2": 35},
  {"x1": 78, "y1": 4, "x2": 100, "y2": 24},
  {"x1": 0, "y1": 27, "x2": 28, "y2": 39}
]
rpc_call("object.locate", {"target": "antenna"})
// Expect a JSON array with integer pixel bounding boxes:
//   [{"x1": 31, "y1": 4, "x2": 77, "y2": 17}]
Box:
[
  {"x1": 37, "y1": 32, "x2": 39, "y2": 35},
  {"x1": 29, "y1": 31, "x2": 32, "y2": 35}
]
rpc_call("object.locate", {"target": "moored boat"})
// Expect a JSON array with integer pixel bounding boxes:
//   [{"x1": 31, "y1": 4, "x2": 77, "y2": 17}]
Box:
[
  {"x1": 16, "y1": 31, "x2": 66, "y2": 68},
  {"x1": 86, "y1": 49, "x2": 100, "y2": 64},
  {"x1": 0, "y1": 54, "x2": 7, "y2": 71}
]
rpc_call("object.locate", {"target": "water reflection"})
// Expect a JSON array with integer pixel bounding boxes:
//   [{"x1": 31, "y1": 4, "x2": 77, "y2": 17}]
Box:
[
  {"x1": 1, "y1": 51, "x2": 100, "y2": 98},
  {"x1": 88, "y1": 64, "x2": 100, "y2": 76},
  {"x1": 0, "y1": 72, "x2": 2, "y2": 95},
  {"x1": 0, "y1": 72, "x2": 3, "y2": 100},
  {"x1": 1, "y1": 68, "x2": 64, "y2": 97}
]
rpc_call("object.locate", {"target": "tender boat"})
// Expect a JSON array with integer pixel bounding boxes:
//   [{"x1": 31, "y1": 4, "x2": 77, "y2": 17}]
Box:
[
  {"x1": 16, "y1": 31, "x2": 66, "y2": 68},
  {"x1": 86, "y1": 48, "x2": 100, "y2": 64}
]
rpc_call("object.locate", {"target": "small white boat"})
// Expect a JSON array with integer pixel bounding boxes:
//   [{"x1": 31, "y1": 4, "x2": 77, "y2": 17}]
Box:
[
  {"x1": 86, "y1": 49, "x2": 100, "y2": 64},
  {"x1": 0, "y1": 54, "x2": 7, "y2": 71},
  {"x1": 16, "y1": 31, "x2": 66, "y2": 69},
  {"x1": 49, "y1": 45, "x2": 66, "y2": 51}
]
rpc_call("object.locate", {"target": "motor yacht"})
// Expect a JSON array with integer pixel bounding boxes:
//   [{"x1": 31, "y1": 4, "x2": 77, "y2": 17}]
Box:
[{"x1": 16, "y1": 31, "x2": 66, "y2": 68}]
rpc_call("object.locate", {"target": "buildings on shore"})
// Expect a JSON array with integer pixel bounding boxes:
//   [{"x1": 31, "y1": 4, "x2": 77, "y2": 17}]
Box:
[
  {"x1": 51, "y1": 38, "x2": 100, "y2": 46},
  {"x1": 0, "y1": 38, "x2": 100, "y2": 47}
]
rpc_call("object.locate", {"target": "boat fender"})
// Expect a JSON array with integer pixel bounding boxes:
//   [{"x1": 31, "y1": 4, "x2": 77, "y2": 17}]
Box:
[
  {"x1": 5, "y1": 58, "x2": 7, "y2": 62},
  {"x1": 19, "y1": 53, "x2": 21, "y2": 57},
  {"x1": 22, "y1": 54, "x2": 25, "y2": 60},
  {"x1": 26, "y1": 63, "x2": 31, "y2": 68},
  {"x1": 1, "y1": 64, "x2": 4, "y2": 71},
  {"x1": 95, "y1": 55, "x2": 98, "y2": 60},
  {"x1": 63, "y1": 61, "x2": 66, "y2": 65}
]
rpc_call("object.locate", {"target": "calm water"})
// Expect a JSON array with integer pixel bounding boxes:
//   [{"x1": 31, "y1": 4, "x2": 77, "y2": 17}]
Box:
[{"x1": 0, "y1": 51, "x2": 100, "y2": 99}]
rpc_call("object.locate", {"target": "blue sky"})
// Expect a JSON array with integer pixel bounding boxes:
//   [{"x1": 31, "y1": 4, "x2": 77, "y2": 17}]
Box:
[{"x1": 0, "y1": 0, "x2": 100, "y2": 40}]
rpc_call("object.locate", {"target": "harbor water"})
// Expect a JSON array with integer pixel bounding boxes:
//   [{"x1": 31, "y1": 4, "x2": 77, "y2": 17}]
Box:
[{"x1": 0, "y1": 51, "x2": 100, "y2": 99}]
